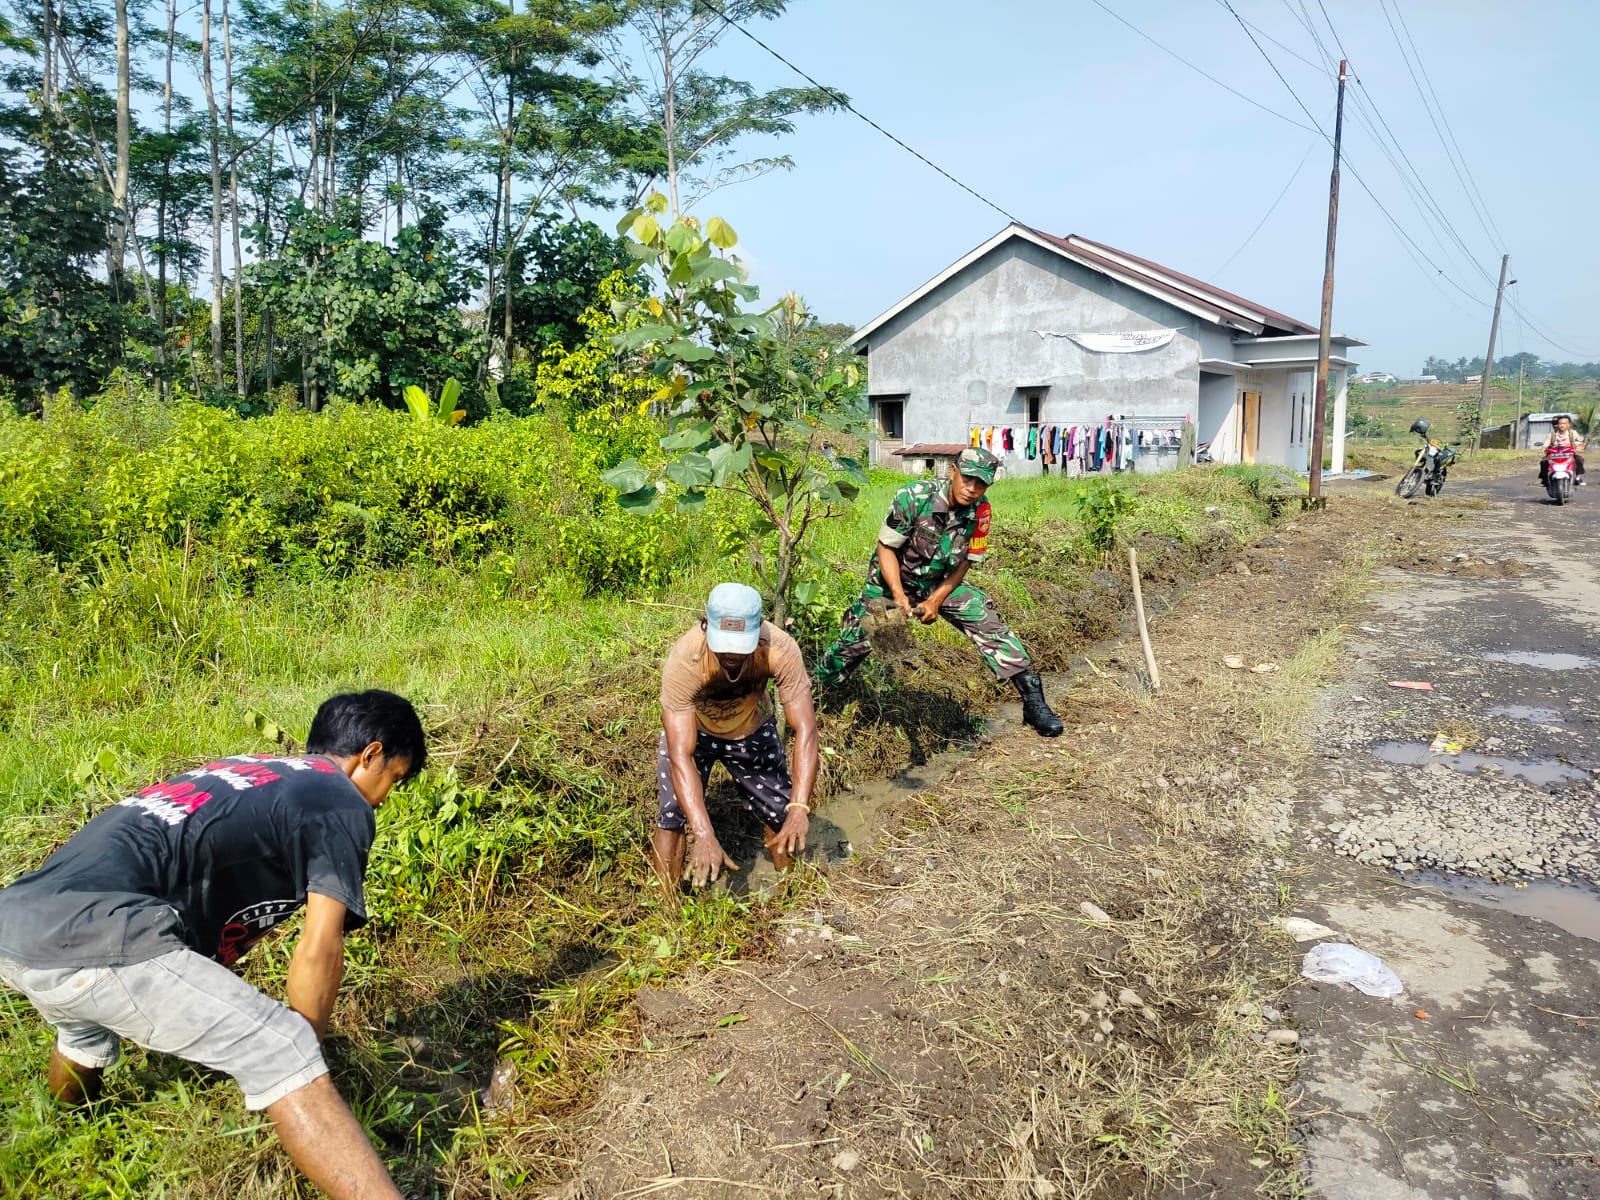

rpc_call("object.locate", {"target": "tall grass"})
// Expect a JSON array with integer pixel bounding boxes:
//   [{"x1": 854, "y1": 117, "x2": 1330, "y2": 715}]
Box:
[{"x1": 0, "y1": 405, "x2": 1282, "y2": 1196}]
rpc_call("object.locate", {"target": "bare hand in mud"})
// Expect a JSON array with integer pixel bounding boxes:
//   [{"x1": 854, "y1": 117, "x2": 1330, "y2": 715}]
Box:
[
  {"x1": 773, "y1": 810, "x2": 809, "y2": 857},
  {"x1": 687, "y1": 836, "x2": 739, "y2": 887}
]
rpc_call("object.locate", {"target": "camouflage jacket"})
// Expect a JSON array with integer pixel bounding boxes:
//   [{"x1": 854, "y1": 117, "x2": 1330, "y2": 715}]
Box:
[{"x1": 868, "y1": 478, "x2": 991, "y2": 589}]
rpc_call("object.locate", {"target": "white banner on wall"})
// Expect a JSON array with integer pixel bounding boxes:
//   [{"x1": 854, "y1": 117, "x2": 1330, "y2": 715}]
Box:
[{"x1": 1031, "y1": 329, "x2": 1176, "y2": 353}]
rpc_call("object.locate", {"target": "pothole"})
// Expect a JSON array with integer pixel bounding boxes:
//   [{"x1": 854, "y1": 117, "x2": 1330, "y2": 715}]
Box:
[
  {"x1": 1483, "y1": 650, "x2": 1599, "y2": 670},
  {"x1": 1370, "y1": 740, "x2": 1589, "y2": 787},
  {"x1": 1414, "y1": 872, "x2": 1600, "y2": 943}
]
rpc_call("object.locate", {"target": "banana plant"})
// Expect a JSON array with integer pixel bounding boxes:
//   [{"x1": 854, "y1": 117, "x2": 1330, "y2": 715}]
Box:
[{"x1": 402, "y1": 377, "x2": 466, "y2": 425}]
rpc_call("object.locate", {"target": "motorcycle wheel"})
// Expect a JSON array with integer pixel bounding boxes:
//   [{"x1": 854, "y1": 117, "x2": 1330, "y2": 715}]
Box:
[
  {"x1": 1396, "y1": 466, "x2": 1425, "y2": 498},
  {"x1": 1549, "y1": 478, "x2": 1567, "y2": 505}
]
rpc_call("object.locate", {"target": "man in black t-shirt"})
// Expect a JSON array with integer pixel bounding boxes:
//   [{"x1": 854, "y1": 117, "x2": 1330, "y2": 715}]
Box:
[{"x1": 0, "y1": 690, "x2": 427, "y2": 1200}]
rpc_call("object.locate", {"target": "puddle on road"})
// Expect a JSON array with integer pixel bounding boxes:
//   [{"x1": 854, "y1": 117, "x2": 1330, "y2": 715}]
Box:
[
  {"x1": 1414, "y1": 872, "x2": 1600, "y2": 944},
  {"x1": 1486, "y1": 704, "x2": 1566, "y2": 724},
  {"x1": 1371, "y1": 740, "x2": 1589, "y2": 786},
  {"x1": 1482, "y1": 650, "x2": 1599, "y2": 670}
]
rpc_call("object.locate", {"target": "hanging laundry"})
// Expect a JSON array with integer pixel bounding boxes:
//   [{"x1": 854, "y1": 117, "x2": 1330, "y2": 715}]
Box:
[
  {"x1": 1002, "y1": 427, "x2": 1015, "y2": 453},
  {"x1": 1027, "y1": 425, "x2": 1038, "y2": 459},
  {"x1": 970, "y1": 427, "x2": 980, "y2": 448}
]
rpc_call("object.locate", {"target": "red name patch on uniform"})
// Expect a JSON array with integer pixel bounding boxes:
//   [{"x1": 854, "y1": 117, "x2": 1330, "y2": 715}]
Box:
[{"x1": 968, "y1": 500, "x2": 992, "y2": 559}]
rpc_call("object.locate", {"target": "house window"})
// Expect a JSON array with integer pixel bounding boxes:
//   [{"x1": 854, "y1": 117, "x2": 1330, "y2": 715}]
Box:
[
  {"x1": 875, "y1": 399, "x2": 905, "y2": 439},
  {"x1": 1019, "y1": 386, "x2": 1048, "y2": 426}
]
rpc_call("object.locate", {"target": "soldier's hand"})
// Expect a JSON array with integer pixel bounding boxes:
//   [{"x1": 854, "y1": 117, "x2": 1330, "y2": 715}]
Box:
[
  {"x1": 912, "y1": 599, "x2": 939, "y2": 624},
  {"x1": 687, "y1": 835, "x2": 739, "y2": 888}
]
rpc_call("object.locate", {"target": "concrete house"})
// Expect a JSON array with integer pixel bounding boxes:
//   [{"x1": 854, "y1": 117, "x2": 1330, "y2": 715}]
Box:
[{"x1": 850, "y1": 224, "x2": 1363, "y2": 477}]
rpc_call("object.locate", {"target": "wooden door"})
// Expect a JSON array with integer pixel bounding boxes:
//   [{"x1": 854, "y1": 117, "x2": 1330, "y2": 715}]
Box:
[{"x1": 1240, "y1": 390, "x2": 1261, "y2": 464}]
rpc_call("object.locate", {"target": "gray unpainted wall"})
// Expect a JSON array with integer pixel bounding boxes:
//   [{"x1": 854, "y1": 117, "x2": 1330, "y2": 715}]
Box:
[{"x1": 864, "y1": 240, "x2": 1203, "y2": 476}]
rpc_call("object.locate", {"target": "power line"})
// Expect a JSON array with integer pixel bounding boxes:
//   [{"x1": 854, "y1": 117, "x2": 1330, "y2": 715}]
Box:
[
  {"x1": 1083, "y1": 0, "x2": 1319, "y2": 134},
  {"x1": 1214, "y1": 0, "x2": 1490, "y2": 313},
  {"x1": 1209, "y1": 140, "x2": 1317, "y2": 280},
  {"x1": 692, "y1": 0, "x2": 1020, "y2": 225},
  {"x1": 1377, "y1": 0, "x2": 1504, "y2": 253}
]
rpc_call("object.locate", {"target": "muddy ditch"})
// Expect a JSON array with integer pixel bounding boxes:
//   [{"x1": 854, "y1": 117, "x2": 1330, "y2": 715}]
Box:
[
  {"x1": 334, "y1": 504, "x2": 1302, "y2": 1188},
  {"x1": 537, "y1": 496, "x2": 1413, "y2": 1200}
]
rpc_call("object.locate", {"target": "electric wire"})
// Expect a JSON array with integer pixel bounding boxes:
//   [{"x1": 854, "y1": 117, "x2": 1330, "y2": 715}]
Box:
[
  {"x1": 1377, "y1": 0, "x2": 1505, "y2": 253},
  {"x1": 692, "y1": 0, "x2": 1021, "y2": 225},
  {"x1": 1083, "y1": 0, "x2": 1318, "y2": 134},
  {"x1": 1214, "y1": 0, "x2": 1488, "y2": 312},
  {"x1": 1388, "y1": 0, "x2": 1508, "y2": 251},
  {"x1": 1209, "y1": 140, "x2": 1317, "y2": 280}
]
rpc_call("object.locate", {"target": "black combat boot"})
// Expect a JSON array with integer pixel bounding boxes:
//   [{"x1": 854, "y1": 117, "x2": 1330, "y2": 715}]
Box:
[{"x1": 1013, "y1": 671, "x2": 1064, "y2": 737}]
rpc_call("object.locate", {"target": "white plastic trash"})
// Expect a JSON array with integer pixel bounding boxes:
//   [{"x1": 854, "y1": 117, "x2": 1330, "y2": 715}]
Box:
[{"x1": 1300, "y1": 942, "x2": 1404, "y2": 998}]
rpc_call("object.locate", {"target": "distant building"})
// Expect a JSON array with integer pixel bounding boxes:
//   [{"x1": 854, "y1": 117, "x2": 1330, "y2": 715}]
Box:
[{"x1": 848, "y1": 225, "x2": 1363, "y2": 476}]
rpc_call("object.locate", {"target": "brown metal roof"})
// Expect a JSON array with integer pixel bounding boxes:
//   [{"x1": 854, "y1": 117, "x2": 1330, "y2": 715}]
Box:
[
  {"x1": 1029, "y1": 229, "x2": 1317, "y2": 335},
  {"x1": 892, "y1": 443, "x2": 968, "y2": 456}
]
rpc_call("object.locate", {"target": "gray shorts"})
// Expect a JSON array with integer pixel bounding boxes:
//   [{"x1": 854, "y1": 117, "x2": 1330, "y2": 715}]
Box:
[{"x1": 0, "y1": 948, "x2": 327, "y2": 1110}]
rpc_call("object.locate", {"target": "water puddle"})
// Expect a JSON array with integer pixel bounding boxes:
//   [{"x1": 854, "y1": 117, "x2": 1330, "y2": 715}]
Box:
[
  {"x1": 1413, "y1": 872, "x2": 1600, "y2": 944},
  {"x1": 1486, "y1": 704, "x2": 1566, "y2": 724},
  {"x1": 1370, "y1": 740, "x2": 1589, "y2": 786},
  {"x1": 1482, "y1": 650, "x2": 1599, "y2": 670}
]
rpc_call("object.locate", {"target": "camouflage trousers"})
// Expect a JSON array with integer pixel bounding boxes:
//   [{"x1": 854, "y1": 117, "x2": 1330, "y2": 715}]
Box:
[{"x1": 813, "y1": 578, "x2": 1033, "y2": 685}]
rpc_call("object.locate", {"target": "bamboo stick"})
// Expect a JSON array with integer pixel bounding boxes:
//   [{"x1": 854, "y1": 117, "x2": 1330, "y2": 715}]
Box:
[{"x1": 1128, "y1": 547, "x2": 1161, "y2": 692}]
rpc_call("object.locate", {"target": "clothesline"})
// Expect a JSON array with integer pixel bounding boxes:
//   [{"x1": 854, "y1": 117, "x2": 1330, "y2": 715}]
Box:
[{"x1": 967, "y1": 419, "x2": 1192, "y2": 475}]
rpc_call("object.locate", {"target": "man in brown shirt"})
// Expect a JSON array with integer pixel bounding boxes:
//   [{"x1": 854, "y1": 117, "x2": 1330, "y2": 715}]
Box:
[{"x1": 654, "y1": 583, "x2": 819, "y2": 890}]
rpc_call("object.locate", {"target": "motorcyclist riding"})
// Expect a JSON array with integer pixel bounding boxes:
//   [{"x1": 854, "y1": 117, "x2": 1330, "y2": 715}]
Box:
[{"x1": 1540, "y1": 414, "x2": 1585, "y2": 488}]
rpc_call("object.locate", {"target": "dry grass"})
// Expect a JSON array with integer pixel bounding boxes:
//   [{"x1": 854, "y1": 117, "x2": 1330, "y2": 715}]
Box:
[{"x1": 517, "y1": 491, "x2": 1459, "y2": 1200}]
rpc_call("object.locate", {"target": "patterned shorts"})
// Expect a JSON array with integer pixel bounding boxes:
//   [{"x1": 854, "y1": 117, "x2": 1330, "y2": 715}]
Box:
[{"x1": 656, "y1": 717, "x2": 793, "y2": 833}]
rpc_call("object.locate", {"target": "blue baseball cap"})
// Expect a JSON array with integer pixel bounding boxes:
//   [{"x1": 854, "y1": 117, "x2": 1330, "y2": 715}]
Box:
[{"x1": 705, "y1": 583, "x2": 763, "y2": 654}]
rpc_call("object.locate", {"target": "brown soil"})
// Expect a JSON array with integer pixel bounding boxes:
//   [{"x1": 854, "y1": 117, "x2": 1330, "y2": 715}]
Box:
[{"x1": 513, "y1": 491, "x2": 1462, "y2": 1200}]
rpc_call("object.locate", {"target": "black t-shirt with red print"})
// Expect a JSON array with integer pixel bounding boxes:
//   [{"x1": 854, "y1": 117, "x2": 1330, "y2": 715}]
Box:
[{"x1": 0, "y1": 755, "x2": 374, "y2": 969}]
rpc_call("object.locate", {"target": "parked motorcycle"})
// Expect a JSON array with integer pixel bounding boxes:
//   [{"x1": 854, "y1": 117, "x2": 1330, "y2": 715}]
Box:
[
  {"x1": 1543, "y1": 442, "x2": 1578, "y2": 505},
  {"x1": 1395, "y1": 419, "x2": 1457, "y2": 499}
]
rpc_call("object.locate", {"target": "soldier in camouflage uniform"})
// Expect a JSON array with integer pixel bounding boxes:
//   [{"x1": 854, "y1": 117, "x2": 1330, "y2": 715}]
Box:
[{"x1": 814, "y1": 447, "x2": 1063, "y2": 737}]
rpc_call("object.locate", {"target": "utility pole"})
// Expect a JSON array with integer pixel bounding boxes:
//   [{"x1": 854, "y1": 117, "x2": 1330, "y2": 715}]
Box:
[
  {"x1": 1514, "y1": 360, "x2": 1524, "y2": 448},
  {"x1": 1309, "y1": 59, "x2": 1348, "y2": 501},
  {"x1": 1473, "y1": 253, "x2": 1511, "y2": 451}
]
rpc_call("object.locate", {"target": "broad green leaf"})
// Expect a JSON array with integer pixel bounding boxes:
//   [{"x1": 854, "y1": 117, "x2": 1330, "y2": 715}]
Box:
[
  {"x1": 660, "y1": 421, "x2": 716, "y2": 450},
  {"x1": 96, "y1": 746, "x2": 117, "y2": 774},
  {"x1": 615, "y1": 208, "x2": 643, "y2": 236},
  {"x1": 753, "y1": 446, "x2": 792, "y2": 471},
  {"x1": 438, "y1": 377, "x2": 462, "y2": 417},
  {"x1": 664, "y1": 339, "x2": 717, "y2": 362},
  {"x1": 836, "y1": 456, "x2": 869, "y2": 483},
  {"x1": 664, "y1": 223, "x2": 698, "y2": 256},
  {"x1": 708, "y1": 440, "x2": 753, "y2": 485},
  {"x1": 676, "y1": 488, "x2": 708, "y2": 513},
  {"x1": 665, "y1": 453, "x2": 715, "y2": 487},
  {"x1": 691, "y1": 257, "x2": 742, "y2": 283},
  {"x1": 616, "y1": 485, "x2": 661, "y2": 515},
  {"x1": 600, "y1": 459, "x2": 651, "y2": 494},
  {"x1": 631, "y1": 213, "x2": 660, "y2": 243},
  {"x1": 667, "y1": 255, "x2": 693, "y2": 288},
  {"x1": 644, "y1": 192, "x2": 669, "y2": 214},
  {"x1": 706, "y1": 216, "x2": 737, "y2": 249},
  {"x1": 792, "y1": 580, "x2": 821, "y2": 606},
  {"x1": 402, "y1": 384, "x2": 431, "y2": 420}
]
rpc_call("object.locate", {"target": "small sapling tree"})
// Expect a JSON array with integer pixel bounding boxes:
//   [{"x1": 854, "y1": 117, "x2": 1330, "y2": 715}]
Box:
[{"x1": 600, "y1": 192, "x2": 865, "y2": 626}]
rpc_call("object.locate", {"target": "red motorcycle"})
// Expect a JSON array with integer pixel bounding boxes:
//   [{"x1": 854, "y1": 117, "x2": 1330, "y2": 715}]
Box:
[{"x1": 1543, "y1": 443, "x2": 1578, "y2": 505}]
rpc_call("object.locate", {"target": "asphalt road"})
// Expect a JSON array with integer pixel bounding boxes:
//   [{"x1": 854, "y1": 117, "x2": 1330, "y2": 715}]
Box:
[{"x1": 1293, "y1": 462, "x2": 1600, "y2": 1200}]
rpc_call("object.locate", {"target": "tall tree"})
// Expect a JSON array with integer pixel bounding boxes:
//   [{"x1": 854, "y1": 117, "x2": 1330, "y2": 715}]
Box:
[{"x1": 597, "y1": 0, "x2": 844, "y2": 214}]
